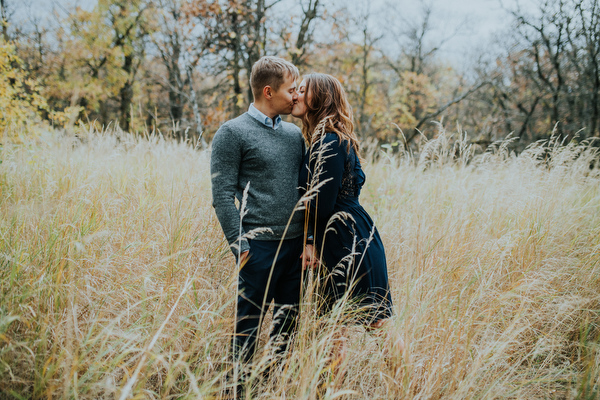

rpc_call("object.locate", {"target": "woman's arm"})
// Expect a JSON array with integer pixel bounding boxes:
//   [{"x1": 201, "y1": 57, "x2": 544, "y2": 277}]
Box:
[{"x1": 307, "y1": 133, "x2": 346, "y2": 218}]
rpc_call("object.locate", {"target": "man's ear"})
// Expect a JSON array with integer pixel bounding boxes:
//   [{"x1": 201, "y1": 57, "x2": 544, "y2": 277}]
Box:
[{"x1": 263, "y1": 85, "x2": 273, "y2": 100}]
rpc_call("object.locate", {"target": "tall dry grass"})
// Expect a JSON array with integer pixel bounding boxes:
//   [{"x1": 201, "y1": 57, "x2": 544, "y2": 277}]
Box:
[{"x1": 0, "y1": 126, "x2": 599, "y2": 399}]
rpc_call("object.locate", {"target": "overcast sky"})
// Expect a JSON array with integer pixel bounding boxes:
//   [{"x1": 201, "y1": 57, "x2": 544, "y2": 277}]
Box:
[
  {"x1": 370, "y1": 0, "x2": 537, "y2": 67},
  {"x1": 14, "y1": 0, "x2": 537, "y2": 69}
]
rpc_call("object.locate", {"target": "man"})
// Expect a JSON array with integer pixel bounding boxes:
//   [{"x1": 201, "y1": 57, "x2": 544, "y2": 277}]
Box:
[{"x1": 211, "y1": 56, "x2": 306, "y2": 365}]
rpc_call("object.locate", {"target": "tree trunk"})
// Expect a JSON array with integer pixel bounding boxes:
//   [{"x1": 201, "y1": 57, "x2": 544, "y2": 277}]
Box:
[
  {"x1": 1, "y1": 0, "x2": 8, "y2": 42},
  {"x1": 167, "y1": 37, "x2": 184, "y2": 126},
  {"x1": 187, "y1": 66, "x2": 207, "y2": 148},
  {"x1": 592, "y1": 65, "x2": 600, "y2": 137},
  {"x1": 291, "y1": 0, "x2": 319, "y2": 67},
  {"x1": 358, "y1": 27, "x2": 370, "y2": 137},
  {"x1": 230, "y1": 11, "x2": 242, "y2": 115},
  {"x1": 119, "y1": 54, "x2": 134, "y2": 132},
  {"x1": 246, "y1": 0, "x2": 264, "y2": 104}
]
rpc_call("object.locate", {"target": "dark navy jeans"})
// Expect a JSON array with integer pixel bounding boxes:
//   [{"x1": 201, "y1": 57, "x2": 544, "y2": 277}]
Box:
[{"x1": 234, "y1": 236, "x2": 304, "y2": 363}]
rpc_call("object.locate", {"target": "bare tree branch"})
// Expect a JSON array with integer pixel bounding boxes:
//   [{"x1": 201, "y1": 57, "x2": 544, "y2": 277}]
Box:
[{"x1": 405, "y1": 81, "x2": 490, "y2": 145}]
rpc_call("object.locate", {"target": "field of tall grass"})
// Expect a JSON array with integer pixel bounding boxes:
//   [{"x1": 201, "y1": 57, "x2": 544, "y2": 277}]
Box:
[{"x1": 1, "y1": 126, "x2": 599, "y2": 399}]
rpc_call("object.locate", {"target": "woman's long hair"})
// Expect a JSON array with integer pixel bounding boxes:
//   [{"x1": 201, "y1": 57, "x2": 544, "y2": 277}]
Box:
[{"x1": 301, "y1": 73, "x2": 360, "y2": 157}]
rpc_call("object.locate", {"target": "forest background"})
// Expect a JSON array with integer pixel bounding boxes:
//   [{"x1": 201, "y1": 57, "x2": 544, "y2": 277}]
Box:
[{"x1": 2, "y1": 0, "x2": 600, "y2": 150}]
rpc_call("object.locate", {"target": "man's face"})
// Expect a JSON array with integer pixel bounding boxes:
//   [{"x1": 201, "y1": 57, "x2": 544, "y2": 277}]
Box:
[{"x1": 270, "y1": 73, "x2": 298, "y2": 116}]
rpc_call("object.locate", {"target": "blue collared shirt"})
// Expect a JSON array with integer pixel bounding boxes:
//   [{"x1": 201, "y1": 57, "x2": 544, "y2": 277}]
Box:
[{"x1": 248, "y1": 103, "x2": 281, "y2": 130}]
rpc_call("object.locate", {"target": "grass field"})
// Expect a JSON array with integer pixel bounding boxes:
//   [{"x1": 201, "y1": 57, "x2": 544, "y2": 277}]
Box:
[{"x1": 1, "y1": 127, "x2": 599, "y2": 399}]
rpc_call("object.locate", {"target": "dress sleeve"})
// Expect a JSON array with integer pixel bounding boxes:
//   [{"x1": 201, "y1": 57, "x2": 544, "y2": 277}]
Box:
[
  {"x1": 210, "y1": 125, "x2": 249, "y2": 258},
  {"x1": 307, "y1": 134, "x2": 345, "y2": 219}
]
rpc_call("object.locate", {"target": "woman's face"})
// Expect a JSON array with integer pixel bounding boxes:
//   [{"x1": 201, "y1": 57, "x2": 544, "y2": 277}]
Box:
[{"x1": 292, "y1": 79, "x2": 309, "y2": 118}]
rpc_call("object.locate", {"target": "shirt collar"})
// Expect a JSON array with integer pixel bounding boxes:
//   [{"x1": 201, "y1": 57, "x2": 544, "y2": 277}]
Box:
[{"x1": 248, "y1": 103, "x2": 281, "y2": 130}]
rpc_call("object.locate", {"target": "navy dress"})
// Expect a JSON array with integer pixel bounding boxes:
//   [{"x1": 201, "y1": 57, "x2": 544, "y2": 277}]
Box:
[{"x1": 299, "y1": 132, "x2": 393, "y2": 323}]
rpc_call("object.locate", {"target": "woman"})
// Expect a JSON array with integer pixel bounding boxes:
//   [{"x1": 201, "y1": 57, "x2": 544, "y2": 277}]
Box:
[{"x1": 292, "y1": 73, "x2": 393, "y2": 328}]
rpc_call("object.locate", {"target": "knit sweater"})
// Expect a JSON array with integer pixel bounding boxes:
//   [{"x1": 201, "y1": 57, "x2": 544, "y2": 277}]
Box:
[{"x1": 210, "y1": 113, "x2": 305, "y2": 257}]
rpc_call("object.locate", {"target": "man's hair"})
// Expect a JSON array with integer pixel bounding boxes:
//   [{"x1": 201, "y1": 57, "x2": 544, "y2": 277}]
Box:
[{"x1": 250, "y1": 56, "x2": 299, "y2": 101}]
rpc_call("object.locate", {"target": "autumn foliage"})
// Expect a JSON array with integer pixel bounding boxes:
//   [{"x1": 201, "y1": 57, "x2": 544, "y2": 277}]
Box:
[
  {"x1": 2, "y1": 0, "x2": 600, "y2": 148},
  {"x1": 0, "y1": 39, "x2": 47, "y2": 136}
]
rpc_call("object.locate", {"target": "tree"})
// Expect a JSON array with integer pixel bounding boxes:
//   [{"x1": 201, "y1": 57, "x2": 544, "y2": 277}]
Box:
[
  {"x1": 471, "y1": 0, "x2": 600, "y2": 146},
  {"x1": 378, "y1": 0, "x2": 482, "y2": 146},
  {"x1": 0, "y1": 39, "x2": 48, "y2": 136},
  {"x1": 188, "y1": 0, "x2": 272, "y2": 114},
  {"x1": 183, "y1": 0, "x2": 324, "y2": 116},
  {"x1": 568, "y1": 0, "x2": 600, "y2": 137},
  {"x1": 1, "y1": 0, "x2": 9, "y2": 42},
  {"x1": 107, "y1": 0, "x2": 153, "y2": 131},
  {"x1": 152, "y1": 0, "x2": 189, "y2": 131},
  {"x1": 45, "y1": 0, "x2": 153, "y2": 131},
  {"x1": 287, "y1": 0, "x2": 321, "y2": 67},
  {"x1": 353, "y1": 7, "x2": 382, "y2": 138}
]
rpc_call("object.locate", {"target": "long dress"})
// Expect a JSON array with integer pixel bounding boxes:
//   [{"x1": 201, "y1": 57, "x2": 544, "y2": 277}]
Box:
[{"x1": 299, "y1": 132, "x2": 393, "y2": 323}]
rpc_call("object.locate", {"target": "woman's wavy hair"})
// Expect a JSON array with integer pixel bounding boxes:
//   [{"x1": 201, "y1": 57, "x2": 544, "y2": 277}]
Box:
[{"x1": 301, "y1": 73, "x2": 360, "y2": 157}]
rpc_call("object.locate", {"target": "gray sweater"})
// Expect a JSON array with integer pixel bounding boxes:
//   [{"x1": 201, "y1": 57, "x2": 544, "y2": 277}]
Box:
[{"x1": 210, "y1": 113, "x2": 305, "y2": 257}]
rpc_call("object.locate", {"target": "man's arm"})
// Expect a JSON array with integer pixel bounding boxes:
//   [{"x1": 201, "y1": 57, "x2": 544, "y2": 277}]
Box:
[{"x1": 210, "y1": 125, "x2": 250, "y2": 258}]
